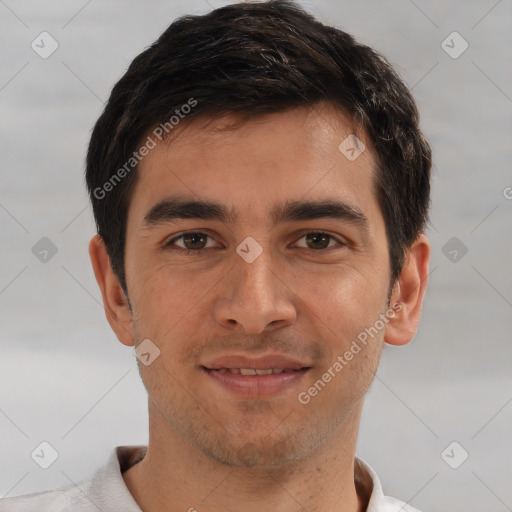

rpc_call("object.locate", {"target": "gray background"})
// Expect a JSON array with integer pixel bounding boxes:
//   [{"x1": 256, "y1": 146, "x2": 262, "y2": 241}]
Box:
[{"x1": 1, "y1": 1, "x2": 511, "y2": 510}]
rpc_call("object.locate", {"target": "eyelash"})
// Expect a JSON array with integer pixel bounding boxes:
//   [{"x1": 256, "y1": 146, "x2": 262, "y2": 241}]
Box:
[{"x1": 164, "y1": 231, "x2": 346, "y2": 256}]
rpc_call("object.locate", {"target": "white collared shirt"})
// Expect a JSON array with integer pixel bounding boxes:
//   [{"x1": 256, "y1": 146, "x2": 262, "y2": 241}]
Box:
[{"x1": 0, "y1": 446, "x2": 421, "y2": 511}]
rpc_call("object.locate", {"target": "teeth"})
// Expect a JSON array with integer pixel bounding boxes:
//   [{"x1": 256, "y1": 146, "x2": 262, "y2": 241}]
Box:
[
  {"x1": 255, "y1": 369, "x2": 273, "y2": 375},
  {"x1": 213, "y1": 368, "x2": 295, "y2": 375}
]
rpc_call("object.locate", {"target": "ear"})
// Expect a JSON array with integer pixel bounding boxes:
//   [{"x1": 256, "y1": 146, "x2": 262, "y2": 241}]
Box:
[
  {"x1": 384, "y1": 234, "x2": 430, "y2": 346},
  {"x1": 88, "y1": 234, "x2": 135, "y2": 347}
]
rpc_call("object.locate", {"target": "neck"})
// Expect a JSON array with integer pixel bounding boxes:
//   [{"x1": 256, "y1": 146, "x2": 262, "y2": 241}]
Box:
[{"x1": 123, "y1": 402, "x2": 366, "y2": 512}]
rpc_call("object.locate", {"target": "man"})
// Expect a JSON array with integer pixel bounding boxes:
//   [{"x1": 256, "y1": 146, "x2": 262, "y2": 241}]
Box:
[{"x1": 1, "y1": 1, "x2": 431, "y2": 510}]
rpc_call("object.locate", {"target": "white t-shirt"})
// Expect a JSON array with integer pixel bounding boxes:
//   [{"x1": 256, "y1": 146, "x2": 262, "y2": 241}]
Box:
[{"x1": 0, "y1": 446, "x2": 421, "y2": 511}]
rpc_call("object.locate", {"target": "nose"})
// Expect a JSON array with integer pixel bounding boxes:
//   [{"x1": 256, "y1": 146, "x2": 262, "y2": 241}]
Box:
[{"x1": 212, "y1": 242, "x2": 297, "y2": 333}]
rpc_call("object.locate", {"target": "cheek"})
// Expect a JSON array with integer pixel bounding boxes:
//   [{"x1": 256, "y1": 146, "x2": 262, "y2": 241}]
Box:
[
  {"x1": 130, "y1": 263, "x2": 224, "y2": 385},
  {"x1": 295, "y1": 267, "x2": 388, "y2": 407},
  {"x1": 131, "y1": 260, "x2": 212, "y2": 332},
  {"x1": 298, "y1": 264, "x2": 388, "y2": 340}
]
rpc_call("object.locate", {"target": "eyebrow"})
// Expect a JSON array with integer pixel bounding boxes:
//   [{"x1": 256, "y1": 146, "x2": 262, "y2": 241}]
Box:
[{"x1": 143, "y1": 195, "x2": 369, "y2": 233}]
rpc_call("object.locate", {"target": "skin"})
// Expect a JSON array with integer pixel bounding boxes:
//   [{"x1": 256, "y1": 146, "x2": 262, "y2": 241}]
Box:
[{"x1": 89, "y1": 102, "x2": 430, "y2": 512}]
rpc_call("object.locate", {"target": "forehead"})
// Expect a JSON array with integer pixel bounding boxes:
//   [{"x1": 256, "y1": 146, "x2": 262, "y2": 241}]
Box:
[{"x1": 128, "y1": 104, "x2": 380, "y2": 229}]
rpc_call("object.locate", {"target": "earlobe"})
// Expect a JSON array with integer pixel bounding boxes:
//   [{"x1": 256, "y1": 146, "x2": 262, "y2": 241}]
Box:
[
  {"x1": 88, "y1": 234, "x2": 135, "y2": 346},
  {"x1": 384, "y1": 234, "x2": 430, "y2": 346}
]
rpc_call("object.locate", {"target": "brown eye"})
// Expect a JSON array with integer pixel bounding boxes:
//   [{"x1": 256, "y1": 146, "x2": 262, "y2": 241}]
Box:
[
  {"x1": 305, "y1": 232, "x2": 331, "y2": 250},
  {"x1": 165, "y1": 232, "x2": 217, "y2": 255},
  {"x1": 295, "y1": 231, "x2": 344, "y2": 251},
  {"x1": 181, "y1": 232, "x2": 208, "y2": 250}
]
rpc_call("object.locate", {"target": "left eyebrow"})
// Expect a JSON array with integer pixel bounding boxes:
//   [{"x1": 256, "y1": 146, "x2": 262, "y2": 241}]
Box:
[{"x1": 142, "y1": 195, "x2": 369, "y2": 234}]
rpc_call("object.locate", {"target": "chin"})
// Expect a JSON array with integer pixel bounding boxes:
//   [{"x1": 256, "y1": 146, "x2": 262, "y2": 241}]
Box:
[{"x1": 195, "y1": 427, "x2": 321, "y2": 469}]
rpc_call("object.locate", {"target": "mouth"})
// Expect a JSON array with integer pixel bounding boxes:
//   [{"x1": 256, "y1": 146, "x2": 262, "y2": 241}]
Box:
[
  {"x1": 200, "y1": 358, "x2": 311, "y2": 399},
  {"x1": 206, "y1": 367, "x2": 307, "y2": 375}
]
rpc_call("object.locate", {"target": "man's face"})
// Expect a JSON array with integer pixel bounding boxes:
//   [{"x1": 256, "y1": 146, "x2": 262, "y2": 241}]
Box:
[{"x1": 123, "y1": 104, "x2": 393, "y2": 467}]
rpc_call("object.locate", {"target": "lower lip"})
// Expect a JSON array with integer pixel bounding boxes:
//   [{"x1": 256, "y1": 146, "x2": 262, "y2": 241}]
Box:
[{"x1": 203, "y1": 367, "x2": 310, "y2": 398}]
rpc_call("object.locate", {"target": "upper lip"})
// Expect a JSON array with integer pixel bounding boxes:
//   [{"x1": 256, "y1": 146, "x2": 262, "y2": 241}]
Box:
[{"x1": 202, "y1": 353, "x2": 311, "y2": 370}]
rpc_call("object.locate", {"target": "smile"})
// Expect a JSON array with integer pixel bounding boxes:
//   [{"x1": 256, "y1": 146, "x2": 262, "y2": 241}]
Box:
[
  {"x1": 202, "y1": 365, "x2": 311, "y2": 398},
  {"x1": 210, "y1": 368, "x2": 305, "y2": 375}
]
